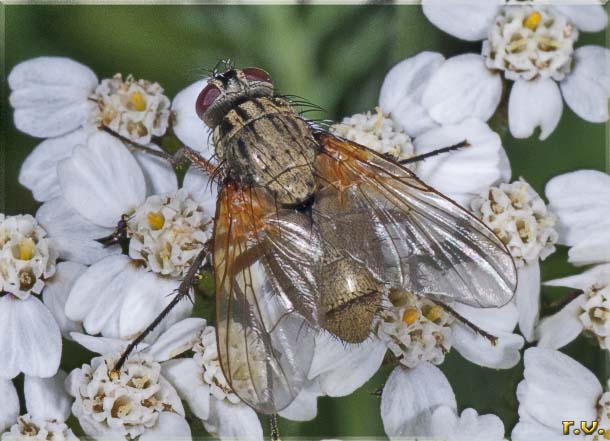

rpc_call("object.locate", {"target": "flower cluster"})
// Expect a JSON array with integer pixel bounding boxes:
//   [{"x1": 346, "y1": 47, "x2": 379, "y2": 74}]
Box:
[
  {"x1": 471, "y1": 178, "x2": 558, "y2": 267},
  {"x1": 2, "y1": 3, "x2": 609, "y2": 438}
]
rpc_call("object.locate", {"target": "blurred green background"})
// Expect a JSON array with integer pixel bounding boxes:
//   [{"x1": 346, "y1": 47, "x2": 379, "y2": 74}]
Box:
[{"x1": 1, "y1": 4, "x2": 609, "y2": 439}]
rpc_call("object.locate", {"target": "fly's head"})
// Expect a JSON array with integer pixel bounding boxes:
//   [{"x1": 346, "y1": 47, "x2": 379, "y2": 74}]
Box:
[{"x1": 195, "y1": 63, "x2": 273, "y2": 129}]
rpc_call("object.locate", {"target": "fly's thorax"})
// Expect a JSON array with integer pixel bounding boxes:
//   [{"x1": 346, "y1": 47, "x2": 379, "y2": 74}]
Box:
[{"x1": 214, "y1": 96, "x2": 318, "y2": 206}]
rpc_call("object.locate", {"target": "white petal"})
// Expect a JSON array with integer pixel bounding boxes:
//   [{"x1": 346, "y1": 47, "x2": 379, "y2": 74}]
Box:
[
  {"x1": 162, "y1": 358, "x2": 210, "y2": 420},
  {"x1": 568, "y1": 235, "x2": 610, "y2": 266},
  {"x1": 24, "y1": 371, "x2": 71, "y2": 422},
  {"x1": 546, "y1": 169, "x2": 610, "y2": 245},
  {"x1": 422, "y1": 0, "x2": 501, "y2": 41},
  {"x1": 183, "y1": 166, "x2": 219, "y2": 216},
  {"x1": 64, "y1": 255, "x2": 131, "y2": 337},
  {"x1": 309, "y1": 331, "x2": 386, "y2": 397},
  {"x1": 19, "y1": 129, "x2": 90, "y2": 202},
  {"x1": 172, "y1": 80, "x2": 215, "y2": 158},
  {"x1": 430, "y1": 406, "x2": 505, "y2": 441},
  {"x1": 498, "y1": 146, "x2": 512, "y2": 183},
  {"x1": 536, "y1": 294, "x2": 585, "y2": 349},
  {"x1": 132, "y1": 145, "x2": 178, "y2": 195},
  {"x1": 0, "y1": 380, "x2": 19, "y2": 433},
  {"x1": 452, "y1": 302, "x2": 524, "y2": 369},
  {"x1": 422, "y1": 54, "x2": 502, "y2": 125},
  {"x1": 42, "y1": 261, "x2": 85, "y2": 338},
  {"x1": 561, "y1": 46, "x2": 610, "y2": 123},
  {"x1": 0, "y1": 295, "x2": 61, "y2": 379},
  {"x1": 552, "y1": 5, "x2": 608, "y2": 33},
  {"x1": 379, "y1": 52, "x2": 444, "y2": 137},
  {"x1": 279, "y1": 379, "x2": 322, "y2": 422},
  {"x1": 8, "y1": 57, "x2": 98, "y2": 138},
  {"x1": 204, "y1": 398, "x2": 263, "y2": 441},
  {"x1": 512, "y1": 415, "x2": 566, "y2": 441},
  {"x1": 515, "y1": 263, "x2": 541, "y2": 342},
  {"x1": 69, "y1": 332, "x2": 140, "y2": 355},
  {"x1": 381, "y1": 364, "x2": 456, "y2": 439},
  {"x1": 414, "y1": 118, "x2": 503, "y2": 206},
  {"x1": 57, "y1": 131, "x2": 146, "y2": 228},
  {"x1": 118, "y1": 271, "x2": 192, "y2": 342},
  {"x1": 139, "y1": 412, "x2": 191, "y2": 441},
  {"x1": 545, "y1": 263, "x2": 610, "y2": 290},
  {"x1": 508, "y1": 78, "x2": 563, "y2": 140},
  {"x1": 518, "y1": 348, "x2": 600, "y2": 427},
  {"x1": 36, "y1": 197, "x2": 121, "y2": 265},
  {"x1": 146, "y1": 318, "x2": 206, "y2": 362}
]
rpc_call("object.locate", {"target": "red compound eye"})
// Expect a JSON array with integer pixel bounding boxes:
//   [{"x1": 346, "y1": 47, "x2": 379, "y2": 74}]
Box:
[
  {"x1": 243, "y1": 67, "x2": 272, "y2": 84},
  {"x1": 195, "y1": 83, "x2": 221, "y2": 120}
]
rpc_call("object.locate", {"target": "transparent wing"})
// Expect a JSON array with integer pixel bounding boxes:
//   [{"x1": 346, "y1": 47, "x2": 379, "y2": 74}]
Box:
[
  {"x1": 314, "y1": 133, "x2": 517, "y2": 308},
  {"x1": 213, "y1": 182, "x2": 320, "y2": 414}
]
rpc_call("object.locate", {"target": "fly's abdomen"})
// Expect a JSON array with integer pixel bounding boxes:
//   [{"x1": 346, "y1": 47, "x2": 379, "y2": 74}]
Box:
[{"x1": 215, "y1": 97, "x2": 318, "y2": 206}]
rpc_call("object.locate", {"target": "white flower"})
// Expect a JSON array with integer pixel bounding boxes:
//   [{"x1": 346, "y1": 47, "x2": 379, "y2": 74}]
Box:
[
  {"x1": 381, "y1": 363, "x2": 505, "y2": 440},
  {"x1": 128, "y1": 189, "x2": 213, "y2": 277},
  {"x1": 421, "y1": 1, "x2": 610, "y2": 140},
  {"x1": 0, "y1": 214, "x2": 57, "y2": 298},
  {"x1": 471, "y1": 178, "x2": 558, "y2": 267},
  {"x1": 537, "y1": 170, "x2": 610, "y2": 350},
  {"x1": 331, "y1": 108, "x2": 415, "y2": 162},
  {"x1": 0, "y1": 214, "x2": 83, "y2": 379},
  {"x1": 512, "y1": 347, "x2": 609, "y2": 440},
  {"x1": 538, "y1": 264, "x2": 610, "y2": 351},
  {"x1": 66, "y1": 318, "x2": 202, "y2": 440},
  {"x1": 50, "y1": 131, "x2": 207, "y2": 342},
  {"x1": 376, "y1": 291, "x2": 455, "y2": 368},
  {"x1": 95, "y1": 73, "x2": 170, "y2": 144},
  {"x1": 9, "y1": 57, "x2": 170, "y2": 143},
  {"x1": 1, "y1": 372, "x2": 77, "y2": 441},
  {"x1": 66, "y1": 353, "x2": 190, "y2": 441},
  {"x1": 162, "y1": 324, "x2": 264, "y2": 441},
  {"x1": 9, "y1": 57, "x2": 176, "y2": 203},
  {"x1": 471, "y1": 178, "x2": 557, "y2": 341},
  {"x1": 546, "y1": 170, "x2": 610, "y2": 266}
]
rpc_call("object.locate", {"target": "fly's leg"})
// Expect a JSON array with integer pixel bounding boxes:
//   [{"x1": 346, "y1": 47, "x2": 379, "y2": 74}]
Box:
[
  {"x1": 270, "y1": 414, "x2": 281, "y2": 441},
  {"x1": 101, "y1": 127, "x2": 221, "y2": 182},
  {"x1": 113, "y1": 243, "x2": 210, "y2": 371},
  {"x1": 399, "y1": 140, "x2": 470, "y2": 165},
  {"x1": 431, "y1": 299, "x2": 498, "y2": 346}
]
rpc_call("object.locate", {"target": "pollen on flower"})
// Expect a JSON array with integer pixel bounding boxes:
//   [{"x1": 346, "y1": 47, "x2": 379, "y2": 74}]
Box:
[
  {"x1": 1, "y1": 415, "x2": 78, "y2": 441},
  {"x1": 589, "y1": 390, "x2": 610, "y2": 441},
  {"x1": 482, "y1": 6, "x2": 578, "y2": 81},
  {"x1": 331, "y1": 108, "x2": 415, "y2": 162},
  {"x1": 471, "y1": 178, "x2": 558, "y2": 267},
  {"x1": 376, "y1": 290, "x2": 455, "y2": 368},
  {"x1": 67, "y1": 353, "x2": 182, "y2": 440},
  {"x1": 128, "y1": 189, "x2": 213, "y2": 278},
  {"x1": 0, "y1": 214, "x2": 57, "y2": 299},
  {"x1": 93, "y1": 73, "x2": 171, "y2": 144},
  {"x1": 579, "y1": 282, "x2": 610, "y2": 350}
]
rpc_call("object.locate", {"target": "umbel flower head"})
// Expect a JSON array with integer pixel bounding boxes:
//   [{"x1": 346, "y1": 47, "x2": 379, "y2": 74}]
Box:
[
  {"x1": 419, "y1": 1, "x2": 610, "y2": 140},
  {"x1": 0, "y1": 214, "x2": 57, "y2": 298},
  {"x1": 67, "y1": 353, "x2": 188, "y2": 440},
  {"x1": 0, "y1": 214, "x2": 83, "y2": 379},
  {"x1": 8, "y1": 57, "x2": 170, "y2": 143},
  {"x1": 1, "y1": 372, "x2": 77, "y2": 441}
]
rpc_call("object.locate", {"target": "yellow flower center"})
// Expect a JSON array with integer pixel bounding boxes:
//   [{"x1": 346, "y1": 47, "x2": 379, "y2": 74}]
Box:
[
  {"x1": 523, "y1": 11, "x2": 541, "y2": 30},
  {"x1": 425, "y1": 305, "x2": 444, "y2": 322},
  {"x1": 19, "y1": 238, "x2": 35, "y2": 260},
  {"x1": 129, "y1": 91, "x2": 147, "y2": 111},
  {"x1": 147, "y1": 212, "x2": 165, "y2": 230},
  {"x1": 402, "y1": 308, "x2": 420, "y2": 326}
]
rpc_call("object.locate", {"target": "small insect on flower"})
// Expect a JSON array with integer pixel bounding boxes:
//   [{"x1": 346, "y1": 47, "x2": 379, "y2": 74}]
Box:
[{"x1": 115, "y1": 61, "x2": 517, "y2": 418}]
